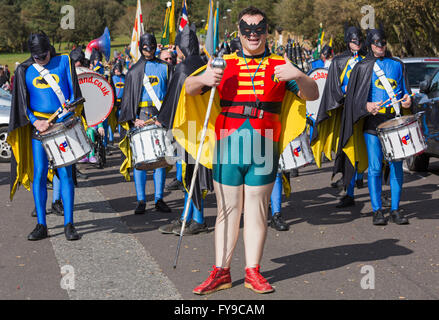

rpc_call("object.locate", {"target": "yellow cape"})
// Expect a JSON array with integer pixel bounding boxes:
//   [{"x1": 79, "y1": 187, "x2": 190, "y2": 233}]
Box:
[{"x1": 171, "y1": 64, "x2": 307, "y2": 197}]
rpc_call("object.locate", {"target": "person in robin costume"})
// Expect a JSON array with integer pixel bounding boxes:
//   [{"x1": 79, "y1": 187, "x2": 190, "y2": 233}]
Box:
[{"x1": 173, "y1": 6, "x2": 318, "y2": 295}]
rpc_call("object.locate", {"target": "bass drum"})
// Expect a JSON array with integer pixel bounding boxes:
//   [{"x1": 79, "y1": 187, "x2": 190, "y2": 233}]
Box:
[
  {"x1": 306, "y1": 68, "x2": 328, "y2": 121},
  {"x1": 76, "y1": 67, "x2": 114, "y2": 127}
]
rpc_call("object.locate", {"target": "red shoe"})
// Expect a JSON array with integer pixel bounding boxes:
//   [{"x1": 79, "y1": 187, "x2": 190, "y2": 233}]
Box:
[
  {"x1": 193, "y1": 265, "x2": 232, "y2": 295},
  {"x1": 244, "y1": 265, "x2": 274, "y2": 294}
]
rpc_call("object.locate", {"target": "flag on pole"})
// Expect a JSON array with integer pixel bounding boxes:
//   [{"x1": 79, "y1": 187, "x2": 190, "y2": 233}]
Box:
[
  {"x1": 161, "y1": 1, "x2": 176, "y2": 45},
  {"x1": 169, "y1": 0, "x2": 176, "y2": 44},
  {"x1": 178, "y1": 0, "x2": 188, "y2": 32},
  {"x1": 313, "y1": 22, "x2": 323, "y2": 59},
  {"x1": 130, "y1": 0, "x2": 144, "y2": 63},
  {"x1": 213, "y1": 2, "x2": 219, "y2": 53},
  {"x1": 204, "y1": 0, "x2": 215, "y2": 57}
]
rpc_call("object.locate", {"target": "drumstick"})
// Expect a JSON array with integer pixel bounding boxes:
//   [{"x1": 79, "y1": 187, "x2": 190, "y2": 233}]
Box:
[
  {"x1": 379, "y1": 93, "x2": 414, "y2": 110},
  {"x1": 47, "y1": 97, "x2": 86, "y2": 123},
  {"x1": 376, "y1": 90, "x2": 402, "y2": 108}
]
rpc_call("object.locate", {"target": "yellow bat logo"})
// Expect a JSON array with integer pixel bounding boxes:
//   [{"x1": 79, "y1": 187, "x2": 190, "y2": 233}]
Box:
[
  {"x1": 148, "y1": 76, "x2": 159, "y2": 87},
  {"x1": 375, "y1": 78, "x2": 397, "y2": 90},
  {"x1": 115, "y1": 82, "x2": 124, "y2": 89},
  {"x1": 33, "y1": 74, "x2": 60, "y2": 89}
]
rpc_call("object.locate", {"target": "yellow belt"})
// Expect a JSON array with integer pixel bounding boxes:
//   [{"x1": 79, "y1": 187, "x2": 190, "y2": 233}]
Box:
[
  {"x1": 33, "y1": 111, "x2": 52, "y2": 119},
  {"x1": 378, "y1": 106, "x2": 395, "y2": 114},
  {"x1": 139, "y1": 101, "x2": 162, "y2": 107}
]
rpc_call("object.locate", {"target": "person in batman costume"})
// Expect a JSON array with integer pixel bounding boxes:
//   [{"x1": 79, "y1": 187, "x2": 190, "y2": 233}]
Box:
[
  {"x1": 311, "y1": 26, "x2": 367, "y2": 208},
  {"x1": 179, "y1": 6, "x2": 318, "y2": 295},
  {"x1": 333, "y1": 28, "x2": 411, "y2": 225},
  {"x1": 156, "y1": 24, "x2": 212, "y2": 236},
  {"x1": 8, "y1": 32, "x2": 83, "y2": 241},
  {"x1": 118, "y1": 32, "x2": 173, "y2": 215}
]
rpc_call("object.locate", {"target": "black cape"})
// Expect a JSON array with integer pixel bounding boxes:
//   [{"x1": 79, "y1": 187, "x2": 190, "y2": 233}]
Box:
[
  {"x1": 8, "y1": 50, "x2": 82, "y2": 198},
  {"x1": 118, "y1": 56, "x2": 172, "y2": 124},
  {"x1": 333, "y1": 54, "x2": 411, "y2": 188},
  {"x1": 157, "y1": 28, "x2": 213, "y2": 211},
  {"x1": 310, "y1": 50, "x2": 356, "y2": 168}
]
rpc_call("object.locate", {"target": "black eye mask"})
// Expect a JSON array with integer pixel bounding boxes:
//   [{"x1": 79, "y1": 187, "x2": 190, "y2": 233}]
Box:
[{"x1": 239, "y1": 18, "x2": 267, "y2": 37}]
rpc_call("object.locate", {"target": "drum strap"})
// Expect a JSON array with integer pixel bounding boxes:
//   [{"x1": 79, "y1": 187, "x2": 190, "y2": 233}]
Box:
[
  {"x1": 373, "y1": 62, "x2": 401, "y2": 116},
  {"x1": 32, "y1": 63, "x2": 67, "y2": 107},
  {"x1": 142, "y1": 74, "x2": 162, "y2": 111}
]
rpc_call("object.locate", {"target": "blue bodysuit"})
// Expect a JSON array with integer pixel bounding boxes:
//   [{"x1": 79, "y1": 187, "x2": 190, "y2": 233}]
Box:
[{"x1": 25, "y1": 54, "x2": 77, "y2": 226}]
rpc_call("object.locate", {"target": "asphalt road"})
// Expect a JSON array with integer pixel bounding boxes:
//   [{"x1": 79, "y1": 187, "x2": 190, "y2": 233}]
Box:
[{"x1": 1, "y1": 139, "x2": 439, "y2": 301}]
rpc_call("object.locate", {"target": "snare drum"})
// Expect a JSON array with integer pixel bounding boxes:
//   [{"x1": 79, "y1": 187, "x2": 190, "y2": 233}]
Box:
[
  {"x1": 376, "y1": 113, "x2": 427, "y2": 161},
  {"x1": 279, "y1": 131, "x2": 314, "y2": 171},
  {"x1": 39, "y1": 117, "x2": 92, "y2": 168},
  {"x1": 128, "y1": 124, "x2": 176, "y2": 171}
]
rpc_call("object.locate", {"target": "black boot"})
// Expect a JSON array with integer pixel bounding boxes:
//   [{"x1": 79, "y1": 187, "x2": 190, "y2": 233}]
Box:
[
  {"x1": 64, "y1": 223, "x2": 80, "y2": 241},
  {"x1": 269, "y1": 212, "x2": 289, "y2": 231},
  {"x1": 390, "y1": 209, "x2": 409, "y2": 225},
  {"x1": 51, "y1": 200, "x2": 64, "y2": 216},
  {"x1": 159, "y1": 218, "x2": 183, "y2": 234},
  {"x1": 155, "y1": 199, "x2": 171, "y2": 213},
  {"x1": 28, "y1": 224, "x2": 48, "y2": 241},
  {"x1": 134, "y1": 201, "x2": 146, "y2": 214},
  {"x1": 336, "y1": 195, "x2": 355, "y2": 208},
  {"x1": 165, "y1": 178, "x2": 184, "y2": 191},
  {"x1": 331, "y1": 177, "x2": 344, "y2": 189},
  {"x1": 382, "y1": 195, "x2": 391, "y2": 208},
  {"x1": 373, "y1": 209, "x2": 387, "y2": 226},
  {"x1": 173, "y1": 220, "x2": 208, "y2": 235}
]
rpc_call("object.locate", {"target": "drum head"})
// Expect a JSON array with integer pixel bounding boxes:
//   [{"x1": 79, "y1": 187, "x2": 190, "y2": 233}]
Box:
[
  {"x1": 306, "y1": 68, "x2": 328, "y2": 120},
  {"x1": 77, "y1": 68, "x2": 114, "y2": 127},
  {"x1": 377, "y1": 115, "x2": 417, "y2": 131},
  {"x1": 40, "y1": 117, "x2": 78, "y2": 137}
]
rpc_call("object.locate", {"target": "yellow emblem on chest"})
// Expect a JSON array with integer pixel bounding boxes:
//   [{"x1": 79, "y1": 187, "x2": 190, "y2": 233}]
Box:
[{"x1": 32, "y1": 74, "x2": 60, "y2": 89}]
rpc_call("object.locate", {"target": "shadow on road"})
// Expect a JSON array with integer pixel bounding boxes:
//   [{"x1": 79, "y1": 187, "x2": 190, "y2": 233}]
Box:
[{"x1": 262, "y1": 239, "x2": 413, "y2": 285}]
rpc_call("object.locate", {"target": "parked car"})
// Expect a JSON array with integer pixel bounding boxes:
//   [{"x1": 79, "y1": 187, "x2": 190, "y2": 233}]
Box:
[
  {"x1": 0, "y1": 87, "x2": 12, "y2": 162},
  {"x1": 406, "y1": 68, "x2": 439, "y2": 171},
  {"x1": 402, "y1": 57, "x2": 439, "y2": 94}
]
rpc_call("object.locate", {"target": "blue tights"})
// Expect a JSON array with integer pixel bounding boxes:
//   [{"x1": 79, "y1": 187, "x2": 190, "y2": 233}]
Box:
[
  {"x1": 181, "y1": 192, "x2": 204, "y2": 224},
  {"x1": 133, "y1": 167, "x2": 166, "y2": 203},
  {"x1": 364, "y1": 133, "x2": 403, "y2": 212},
  {"x1": 32, "y1": 139, "x2": 74, "y2": 226},
  {"x1": 270, "y1": 172, "x2": 283, "y2": 215}
]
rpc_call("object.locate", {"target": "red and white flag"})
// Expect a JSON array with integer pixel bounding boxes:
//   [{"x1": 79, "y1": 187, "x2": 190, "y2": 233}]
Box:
[
  {"x1": 178, "y1": 0, "x2": 189, "y2": 31},
  {"x1": 130, "y1": 0, "x2": 145, "y2": 63}
]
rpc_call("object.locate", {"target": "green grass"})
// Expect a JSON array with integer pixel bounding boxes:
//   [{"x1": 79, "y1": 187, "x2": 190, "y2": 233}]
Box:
[{"x1": 0, "y1": 35, "x2": 132, "y2": 71}]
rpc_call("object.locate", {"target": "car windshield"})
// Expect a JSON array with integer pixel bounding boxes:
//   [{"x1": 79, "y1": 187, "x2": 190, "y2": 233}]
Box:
[{"x1": 405, "y1": 62, "x2": 439, "y2": 88}]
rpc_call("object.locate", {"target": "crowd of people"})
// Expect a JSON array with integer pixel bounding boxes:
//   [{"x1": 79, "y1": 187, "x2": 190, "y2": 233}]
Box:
[{"x1": 6, "y1": 4, "x2": 414, "y2": 296}]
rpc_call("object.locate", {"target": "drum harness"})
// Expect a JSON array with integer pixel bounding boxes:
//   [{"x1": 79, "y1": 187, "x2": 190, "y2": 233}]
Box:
[
  {"x1": 32, "y1": 63, "x2": 67, "y2": 110},
  {"x1": 142, "y1": 74, "x2": 162, "y2": 112},
  {"x1": 373, "y1": 62, "x2": 401, "y2": 117}
]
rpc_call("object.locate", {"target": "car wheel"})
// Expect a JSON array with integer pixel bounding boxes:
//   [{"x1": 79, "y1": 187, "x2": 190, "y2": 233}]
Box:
[
  {"x1": 406, "y1": 153, "x2": 430, "y2": 172},
  {"x1": 0, "y1": 126, "x2": 12, "y2": 162}
]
